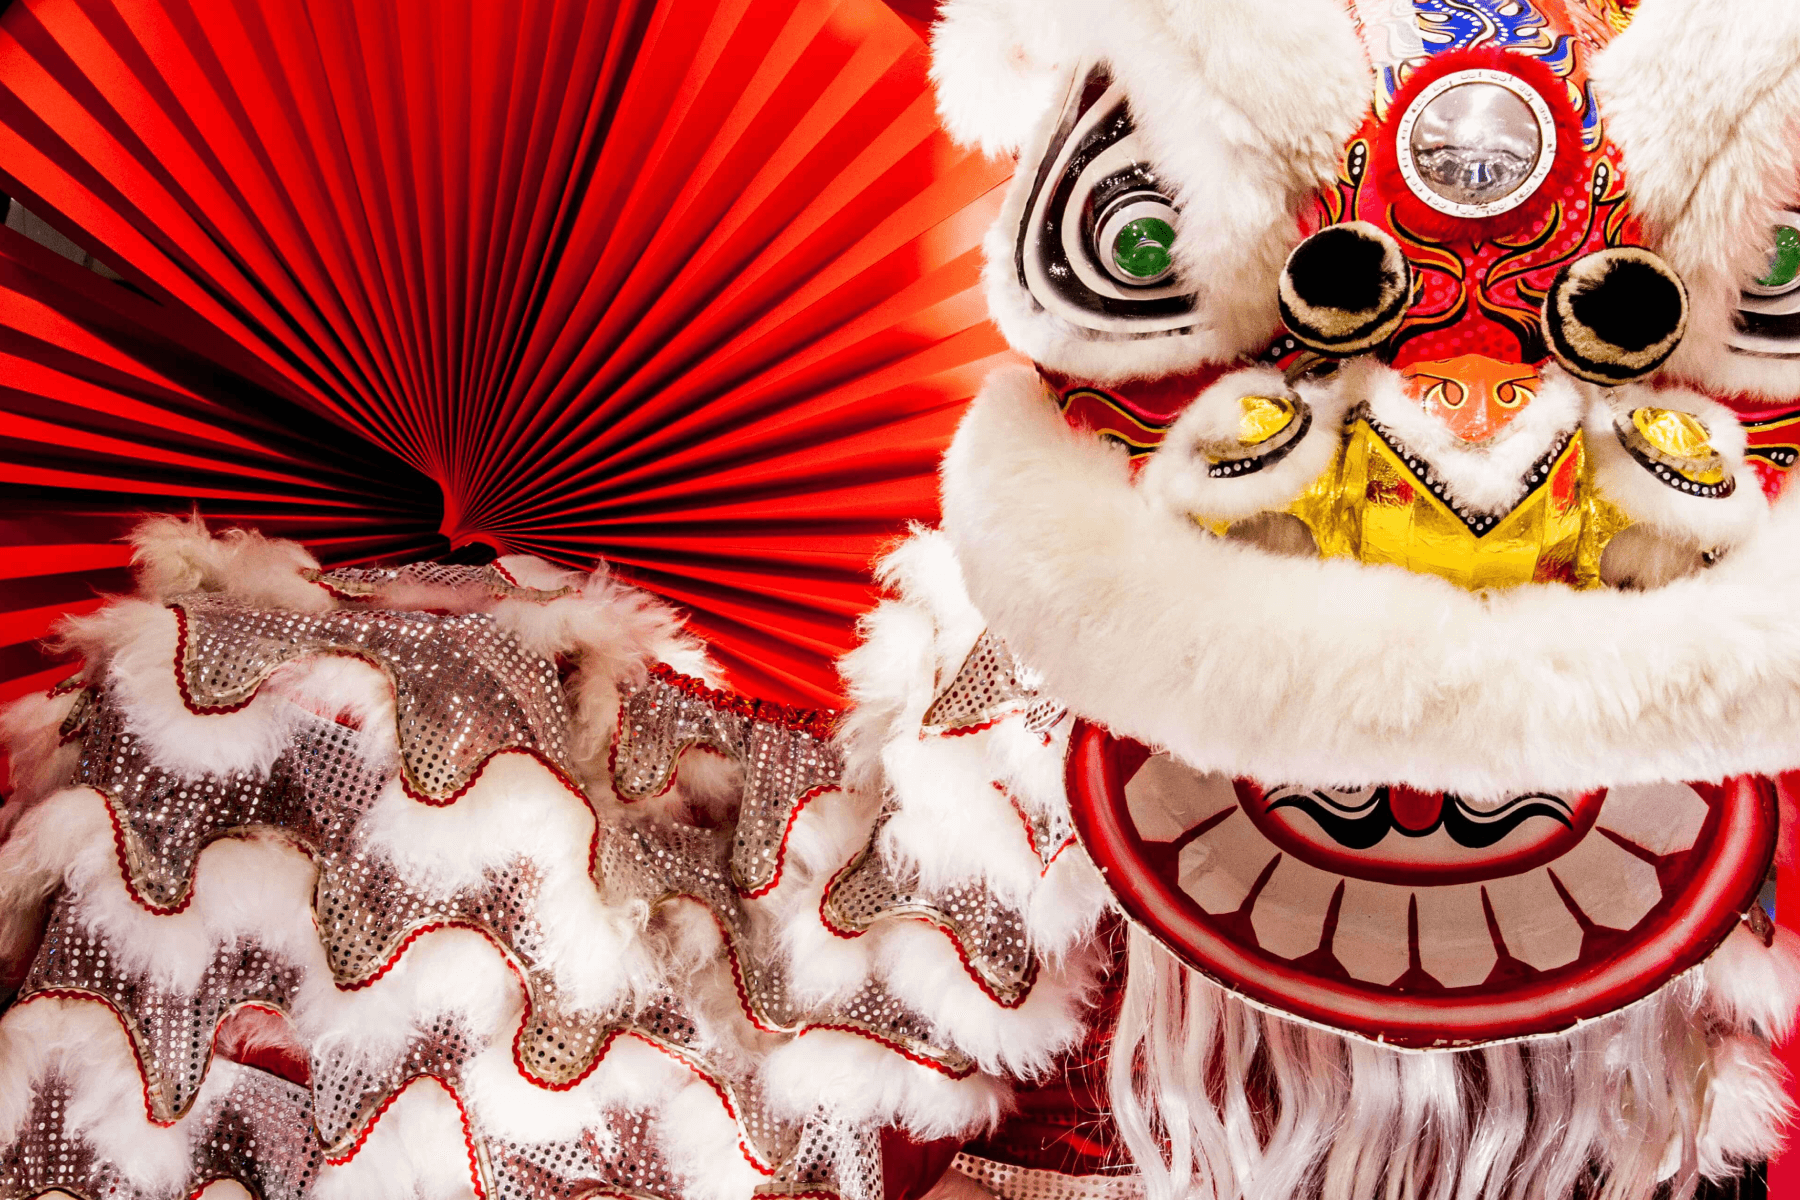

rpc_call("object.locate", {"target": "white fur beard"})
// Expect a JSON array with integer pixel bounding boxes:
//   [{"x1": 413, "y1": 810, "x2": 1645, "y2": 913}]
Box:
[{"x1": 1109, "y1": 926, "x2": 1799, "y2": 1200}]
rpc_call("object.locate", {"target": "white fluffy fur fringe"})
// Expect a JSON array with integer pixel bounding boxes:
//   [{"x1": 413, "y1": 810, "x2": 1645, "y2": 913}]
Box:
[{"x1": 1109, "y1": 926, "x2": 1798, "y2": 1200}]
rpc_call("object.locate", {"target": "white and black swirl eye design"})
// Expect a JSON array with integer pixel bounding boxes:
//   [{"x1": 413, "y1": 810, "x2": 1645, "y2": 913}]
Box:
[
  {"x1": 1016, "y1": 66, "x2": 1199, "y2": 335},
  {"x1": 1728, "y1": 210, "x2": 1800, "y2": 362}
]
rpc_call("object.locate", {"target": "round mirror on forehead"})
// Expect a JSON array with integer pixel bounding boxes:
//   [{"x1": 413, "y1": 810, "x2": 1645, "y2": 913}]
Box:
[{"x1": 1397, "y1": 68, "x2": 1557, "y2": 220}]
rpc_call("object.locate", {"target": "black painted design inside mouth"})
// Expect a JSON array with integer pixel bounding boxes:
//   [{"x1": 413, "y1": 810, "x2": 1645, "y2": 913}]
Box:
[{"x1": 1267, "y1": 787, "x2": 1574, "y2": 851}]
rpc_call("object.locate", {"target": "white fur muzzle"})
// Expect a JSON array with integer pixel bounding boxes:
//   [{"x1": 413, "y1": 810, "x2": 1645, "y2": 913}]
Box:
[{"x1": 941, "y1": 364, "x2": 1800, "y2": 795}]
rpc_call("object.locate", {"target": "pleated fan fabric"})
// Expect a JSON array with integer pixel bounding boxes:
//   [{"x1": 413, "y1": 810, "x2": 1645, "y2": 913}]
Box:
[{"x1": 0, "y1": 0, "x2": 1009, "y2": 715}]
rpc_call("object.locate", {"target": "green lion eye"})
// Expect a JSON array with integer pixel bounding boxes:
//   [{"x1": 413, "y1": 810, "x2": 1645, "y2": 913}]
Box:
[
  {"x1": 1113, "y1": 217, "x2": 1175, "y2": 281},
  {"x1": 1097, "y1": 196, "x2": 1179, "y2": 287},
  {"x1": 1754, "y1": 224, "x2": 1800, "y2": 293}
]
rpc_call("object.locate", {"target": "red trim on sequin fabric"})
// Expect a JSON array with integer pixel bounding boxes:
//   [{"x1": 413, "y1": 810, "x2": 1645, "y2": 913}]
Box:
[
  {"x1": 307, "y1": 577, "x2": 366, "y2": 602},
  {"x1": 667, "y1": 894, "x2": 977, "y2": 1080},
  {"x1": 995, "y1": 783, "x2": 1076, "y2": 875},
  {"x1": 644, "y1": 661, "x2": 839, "y2": 740},
  {"x1": 170, "y1": 603, "x2": 255, "y2": 716},
  {"x1": 92, "y1": 775, "x2": 968, "y2": 1088},
  {"x1": 610, "y1": 661, "x2": 842, "y2": 898},
  {"x1": 95, "y1": 787, "x2": 326, "y2": 918},
  {"x1": 926, "y1": 716, "x2": 1008, "y2": 739},
  {"x1": 323, "y1": 1072, "x2": 488, "y2": 1199},
  {"x1": 621, "y1": 1029, "x2": 775, "y2": 1175},
  {"x1": 816, "y1": 853, "x2": 1035, "y2": 1011},
  {"x1": 740, "y1": 782, "x2": 837, "y2": 900},
  {"x1": 13, "y1": 989, "x2": 173, "y2": 1127},
  {"x1": 168, "y1": 601, "x2": 589, "y2": 809}
]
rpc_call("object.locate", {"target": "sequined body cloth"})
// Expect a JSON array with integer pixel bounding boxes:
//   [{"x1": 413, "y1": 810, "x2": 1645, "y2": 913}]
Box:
[{"x1": 0, "y1": 587, "x2": 1065, "y2": 1200}]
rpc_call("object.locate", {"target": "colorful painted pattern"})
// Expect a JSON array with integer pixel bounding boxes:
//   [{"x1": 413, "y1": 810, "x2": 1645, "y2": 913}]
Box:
[{"x1": 1350, "y1": 0, "x2": 1614, "y2": 149}]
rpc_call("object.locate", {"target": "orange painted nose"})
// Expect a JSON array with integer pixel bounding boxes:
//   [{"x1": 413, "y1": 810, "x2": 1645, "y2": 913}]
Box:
[{"x1": 1401, "y1": 353, "x2": 1540, "y2": 443}]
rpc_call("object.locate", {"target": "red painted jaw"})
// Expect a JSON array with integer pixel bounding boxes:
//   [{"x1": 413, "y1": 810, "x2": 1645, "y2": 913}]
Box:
[
  {"x1": 1039, "y1": 363, "x2": 1234, "y2": 462},
  {"x1": 1066, "y1": 721, "x2": 1777, "y2": 1049}
]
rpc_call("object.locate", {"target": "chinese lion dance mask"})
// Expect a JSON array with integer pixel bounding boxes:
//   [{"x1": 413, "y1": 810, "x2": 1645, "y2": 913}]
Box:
[
  {"x1": 9, "y1": 4, "x2": 1800, "y2": 1200},
  {"x1": 924, "y1": 0, "x2": 1800, "y2": 1170}
]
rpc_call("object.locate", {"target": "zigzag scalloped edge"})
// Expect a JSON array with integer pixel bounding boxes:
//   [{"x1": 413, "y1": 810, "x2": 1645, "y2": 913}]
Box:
[
  {"x1": 167, "y1": 601, "x2": 588, "y2": 807},
  {"x1": 4, "y1": 986, "x2": 763, "y2": 1189},
  {"x1": 80, "y1": 780, "x2": 979, "y2": 1085}
]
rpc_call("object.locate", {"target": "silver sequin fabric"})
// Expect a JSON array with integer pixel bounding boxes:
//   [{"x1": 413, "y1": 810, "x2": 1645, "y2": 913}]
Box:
[
  {"x1": 174, "y1": 593, "x2": 572, "y2": 799},
  {"x1": 951, "y1": 1154, "x2": 1144, "y2": 1200},
  {"x1": 821, "y1": 839, "x2": 1037, "y2": 1007},
  {"x1": 1011, "y1": 793, "x2": 1076, "y2": 872},
  {"x1": 488, "y1": 1109, "x2": 678, "y2": 1200},
  {"x1": 613, "y1": 665, "x2": 841, "y2": 896},
  {"x1": 921, "y1": 630, "x2": 1065, "y2": 737},
  {"x1": 75, "y1": 684, "x2": 618, "y2": 1089},
  {"x1": 22, "y1": 895, "x2": 303, "y2": 1121},
  {"x1": 761, "y1": 1115, "x2": 884, "y2": 1200},
  {"x1": 306, "y1": 562, "x2": 573, "y2": 603},
  {"x1": 3, "y1": 580, "x2": 1053, "y2": 1200},
  {"x1": 308, "y1": 1015, "x2": 482, "y2": 1150},
  {"x1": 0, "y1": 1066, "x2": 322, "y2": 1200},
  {"x1": 601, "y1": 822, "x2": 975, "y2": 1077}
]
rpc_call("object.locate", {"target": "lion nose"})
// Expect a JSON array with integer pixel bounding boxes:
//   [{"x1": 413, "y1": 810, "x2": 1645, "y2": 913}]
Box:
[{"x1": 1400, "y1": 352, "x2": 1541, "y2": 444}]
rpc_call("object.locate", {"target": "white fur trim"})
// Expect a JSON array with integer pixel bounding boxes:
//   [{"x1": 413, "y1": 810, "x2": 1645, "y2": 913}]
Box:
[
  {"x1": 1585, "y1": 385, "x2": 1767, "y2": 553},
  {"x1": 1593, "y1": 0, "x2": 1800, "y2": 403},
  {"x1": 1696, "y1": 1032, "x2": 1794, "y2": 1181},
  {"x1": 0, "y1": 787, "x2": 112, "y2": 974},
  {"x1": 1703, "y1": 923, "x2": 1800, "y2": 1041},
  {"x1": 311, "y1": 1077, "x2": 480, "y2": 1200},
  {"x1": 128, "y1": 511, "x2": 331, "y2": 611},
  {"x1": 760, "y1": 1030, "x2": 1008, "y2": 1141},
  {"x1": 943, "y1": 363, "x2": 1800, "y2": 794},
  {"x1": 929, "y1": 0, "x2": 1070, "y2": 158},
  {"x1": 356, "y1": 752, "x2": 657, "y2": 1017},
  {"x1": 829, "y1": 529, "x2": 1119, "y2": 1080},
  {"x1": 954, "y1": 0, "x2": 1371, "y2": 378},
  {"x1": 1138, "y1": 366, "x2": 1355, "y2": 522},
  {"x1": 0, "y1": 686, "x2": 82, "y2": 822},
  {"x1": 59, "y1": 600, "x2": 323, "y2": 781},
  {"x1": 0, "y1": 998, "x2": 194, "y2": 1191},
  {"x1": 1361, "y1": 365, "x2": 1584, "y2": 515}
]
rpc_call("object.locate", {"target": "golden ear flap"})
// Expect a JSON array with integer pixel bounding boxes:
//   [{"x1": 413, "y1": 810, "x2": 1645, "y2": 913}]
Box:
[
  {"x1": 1542, "y1": 247, "x2": 1688, "y2": 385},
  {"x1": 1278, "y1": 222, "x2": 1413, "y2": 356}
]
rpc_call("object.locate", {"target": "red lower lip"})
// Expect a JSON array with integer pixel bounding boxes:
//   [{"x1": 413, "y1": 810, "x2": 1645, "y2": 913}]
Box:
[{"x1": 1066, "y1": 720, "x2": 1776, "y2": 1048}]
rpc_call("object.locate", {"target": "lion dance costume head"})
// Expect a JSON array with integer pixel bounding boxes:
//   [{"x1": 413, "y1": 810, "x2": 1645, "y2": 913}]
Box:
[{"x1": 922, "y1": 0, "x2": 1800, "y2": 1195}]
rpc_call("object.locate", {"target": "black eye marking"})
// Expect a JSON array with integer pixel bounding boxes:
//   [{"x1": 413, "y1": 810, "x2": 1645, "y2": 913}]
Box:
[{"x1": 1014, "y1": 66, "x2": 1198, "y2": 333}]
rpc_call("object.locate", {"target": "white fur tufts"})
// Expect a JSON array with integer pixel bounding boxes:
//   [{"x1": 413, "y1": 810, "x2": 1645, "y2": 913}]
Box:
[
  {"x1": 127, "y1": 512, "x2": 331, "y2": 611},
  {"x1": 1593, "y1": 0, "x2": 1800, "y2": 403},
  {"x1": 942, "y1": 363, "x2": 1800, "y2": 794},
  {"x1": 1703, "y1": 922, "x2": 1800, "y2": 1040}
]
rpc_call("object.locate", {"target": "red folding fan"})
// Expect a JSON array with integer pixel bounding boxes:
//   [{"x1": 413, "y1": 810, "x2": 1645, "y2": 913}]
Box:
[{"x1": 0, "y1": 0, "x2": 1008, "y2": 711}]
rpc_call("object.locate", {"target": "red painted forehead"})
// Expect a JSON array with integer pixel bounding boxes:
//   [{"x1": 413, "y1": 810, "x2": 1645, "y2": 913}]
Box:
[{"x1": 1322, "y1": 0, "x2": 1640, "y2": 368}]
